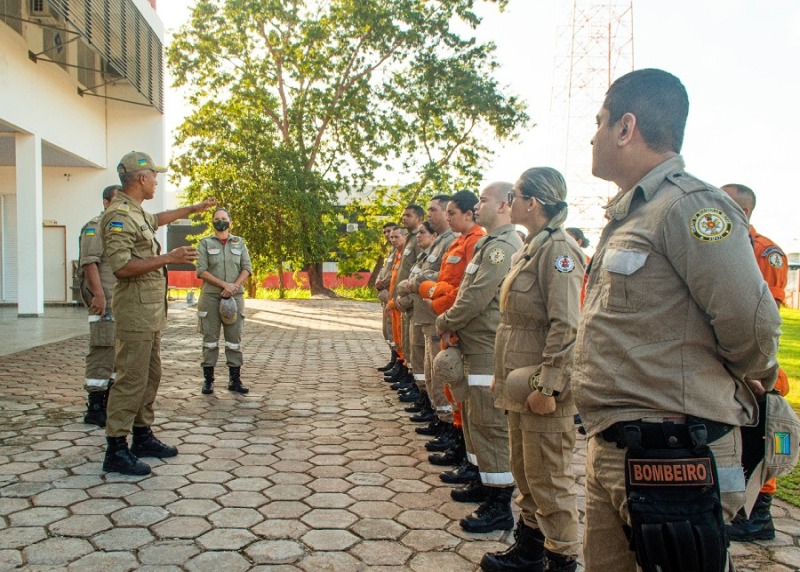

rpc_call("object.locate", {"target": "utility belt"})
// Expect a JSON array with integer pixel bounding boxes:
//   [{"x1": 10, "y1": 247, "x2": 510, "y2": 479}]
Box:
[
  {"x1": 600, "y1": 417, "x2": 732, "y2": 450},
  {"x1": 602, "y1": 417, "x2": 731, "y2": 572}
]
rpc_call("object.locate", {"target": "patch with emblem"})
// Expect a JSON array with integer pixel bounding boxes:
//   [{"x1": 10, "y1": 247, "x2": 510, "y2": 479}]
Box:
[
  {"x1": 555, "y1": 254, "x2": 575, "y2": 273},
  {"x1": 488, "y1": 248, "x2": 505, "y2": 265},
  {"x1": 84, "y1": 227, "x2": 96, "y2": 237},
  {"x1": 689, "y1": 208, "x2": 733, "y2": 242},
  {"x1": 427, "y1": 285, "x2": 436, "y2": 298},
  {"x1": 109, "y1": 221, "x2": 124, "y2": 233},
  {"x1": 768, "y1": 252, "x2": 784, "y2": 268}
]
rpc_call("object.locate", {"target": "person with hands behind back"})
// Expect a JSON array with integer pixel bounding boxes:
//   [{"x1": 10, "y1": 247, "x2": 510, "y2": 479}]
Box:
[{"x1": 101, "y1": 150, "x2": 218, "y2": 476}]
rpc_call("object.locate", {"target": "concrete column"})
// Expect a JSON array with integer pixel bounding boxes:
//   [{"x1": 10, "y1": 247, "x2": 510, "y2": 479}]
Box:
[{"x1": 15, "y1": 132, "x2": 44, "y2": 317}]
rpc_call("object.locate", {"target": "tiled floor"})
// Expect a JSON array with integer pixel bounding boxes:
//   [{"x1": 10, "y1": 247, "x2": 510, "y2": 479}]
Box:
[{"x1": 0, "y1": 299, "x2": 798, "y2": 570}]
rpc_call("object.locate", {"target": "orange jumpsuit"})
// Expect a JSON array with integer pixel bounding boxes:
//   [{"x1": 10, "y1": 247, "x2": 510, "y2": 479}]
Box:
[
  {"x1": 386, "y1": 248, "x2": 406, "y2": 364},
  {"x1": 427, "y1": 224, "x2": 486, "y2": 427},
  {"x1": 751, "y1": 225, "x2": 789, "y2": 494}
]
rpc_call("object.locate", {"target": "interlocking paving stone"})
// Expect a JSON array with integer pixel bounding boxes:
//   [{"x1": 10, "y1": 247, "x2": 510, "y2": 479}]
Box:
[{"x1": 1, "y1": 299, "x2": 798, "y2": 571}]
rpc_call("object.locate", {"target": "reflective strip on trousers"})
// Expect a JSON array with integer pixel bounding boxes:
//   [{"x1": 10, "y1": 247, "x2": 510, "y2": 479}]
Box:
[
  {"x1": 480, "y1": 471, "x2": 515, "y2": 486},
  {"x1": 436, "y1": 405, "x2": 453, "y2": 413},
  {"x1": 414, "y1": 374, "x2": 425, "y2": 382},
  {"x1": 88, "y1": 315, "x2": 101, "y2": 323},
  {"x1": 467, "y1": 375, "x2": 493, "y2": 387},
  {"x1": 86, "y1": 378, "x2": 109, "y2": 388},
  {"x1": 467, "y1": 451, "x2": 479, "y2": 465},
  {"x1": 203, "y1": 341, "x2": 218, "y2": 348},
  {"x1": 225, "y1": 342, "x2": 241, "y2": 350}
]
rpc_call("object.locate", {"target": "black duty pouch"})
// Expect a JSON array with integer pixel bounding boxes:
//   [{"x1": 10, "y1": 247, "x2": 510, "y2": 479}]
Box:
[{"x1": 622, "y1": 420, "x2": 728, "y2": 572}]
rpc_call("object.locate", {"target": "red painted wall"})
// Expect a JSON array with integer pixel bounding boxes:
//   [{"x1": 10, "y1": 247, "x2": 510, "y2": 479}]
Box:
[{"x1": 168, "y1": 270, "x2": 371, "y2": 290}]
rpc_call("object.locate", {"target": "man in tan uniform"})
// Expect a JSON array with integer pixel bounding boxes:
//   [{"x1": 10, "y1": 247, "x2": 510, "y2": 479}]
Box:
[
  {"x1": 376, "y1": 223, "x2": 399, "y2": 373},
  {"x1": 436, "y1": 182, "x2": 522, "y2": 533},
  {"x1": 573, "y1": 69, "x2": 782, "y2": 571},
  {"x1": 387, "y1": 205, "x2": 424, "y2": 391},
  {"x1": 101, "y1": 151, "x2": 217, "y2": 475},
  {"x1": 79, "y1": 184, "x2": 120, "y2": 427},
  {"x1": 404, "y1": 196, "x2": 455, "y2": 422}
]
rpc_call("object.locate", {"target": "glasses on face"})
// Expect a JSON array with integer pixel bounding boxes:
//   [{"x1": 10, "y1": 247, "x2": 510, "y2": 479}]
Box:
[{"x1": 508, "y1": 192, "x2": 540, "y2": 207}]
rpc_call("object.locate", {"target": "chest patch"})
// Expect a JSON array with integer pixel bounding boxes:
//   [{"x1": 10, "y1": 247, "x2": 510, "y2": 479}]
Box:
[
  {"x1": 109, "y1": 221, "x2": 124, "y2": 233},
  {"x1": 488, "y1": 248, "x2": 505, "y2": 265},
  {"x1": 690, "y1": 208, "x2": 732, "y2": 242},
  {"x1": 555, "y1": 254, "x2": 575, "y2": 273}
]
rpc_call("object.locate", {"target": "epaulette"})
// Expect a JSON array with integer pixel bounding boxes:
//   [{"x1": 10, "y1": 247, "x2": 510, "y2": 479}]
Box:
[
  {"x1": 230, "y1": 236, "x2": 241, "y2": 244},
  {"x1": 115, "y1": 202, "x2": 131, "y2": 213},
  {"x1": 668, "y1": 171, "x2": 712, "y2": 195}
]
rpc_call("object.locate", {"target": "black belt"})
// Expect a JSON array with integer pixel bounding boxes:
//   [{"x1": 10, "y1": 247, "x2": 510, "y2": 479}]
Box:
[{"x1": 600, "y1": 417, "x2": 732, "y2": 450}]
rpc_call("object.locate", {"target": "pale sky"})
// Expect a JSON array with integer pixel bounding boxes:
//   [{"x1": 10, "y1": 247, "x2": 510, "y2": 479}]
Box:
[{"x1": 158, "y1": 0, "x2": 800, "y2": 254}]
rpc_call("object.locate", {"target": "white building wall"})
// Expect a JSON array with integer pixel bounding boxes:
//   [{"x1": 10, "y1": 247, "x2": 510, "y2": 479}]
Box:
[{"x1": 0, "y1": 2, "x2": 165, "y2": 311}]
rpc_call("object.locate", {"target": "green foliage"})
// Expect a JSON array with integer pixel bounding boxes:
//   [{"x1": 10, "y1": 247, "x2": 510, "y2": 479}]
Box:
[
  {"x1": 777, "y1": 307, "x2": 800, "y2": 506},
  {"x1": 167, "y1": 0, "x2": 527, "y2": 290},
  {"x1": 253, "y1": 285, "x2": 378, "y2": 301}
]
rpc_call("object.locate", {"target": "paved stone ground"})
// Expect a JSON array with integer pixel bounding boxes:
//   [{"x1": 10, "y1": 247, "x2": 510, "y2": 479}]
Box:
[{"x1": 0, "y1": 299, "x2": 799, "y2": 571}]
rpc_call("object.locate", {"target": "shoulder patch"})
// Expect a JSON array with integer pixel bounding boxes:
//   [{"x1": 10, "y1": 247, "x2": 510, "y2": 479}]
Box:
[
  {"x1": 84, "y1": 227, "x2": 96, "y2": 237},
  {"x1": 555, "y1": 254, "x2": 575, "y2": 273},
  {"x1": 761, "y1": 245, "x2": 785, "y2": 258},
  {"x1": 109, "y1": 221, "x2": 124, "y2": 233},
  {"x1": 768, "y1": 251, "x2": 784, "y2": 268},
  {"x1": 488, "y1": 248, "x2": 506, "y2": 265},
  {"x1": 689, "y1": 208, "x2": 732, "y2": 242}
]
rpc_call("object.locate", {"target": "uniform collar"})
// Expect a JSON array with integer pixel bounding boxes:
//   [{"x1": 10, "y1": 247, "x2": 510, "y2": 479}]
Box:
[
  {"x1": 477, "y1": 223, "x2": 515, "y2": 247},
  {"x1": 112, "y1": 192, "x2": 144, "y2": 212},
  {"x1": 432, "y1": 228, "x2": 455, "y2": 246},
  {"x1": 605, "y1": 155, "x2": 686, "y2": 221}
]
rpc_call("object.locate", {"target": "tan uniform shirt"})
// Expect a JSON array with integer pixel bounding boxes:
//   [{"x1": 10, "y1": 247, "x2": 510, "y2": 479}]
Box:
[
  {"x1": 436, "y1": 224, "x2": 522, "y2": 355},
  {"x1": 377, "y1": 246, "x2": 397, "y2": 287},
  {"x1": 494, "y1": 228, "x2": 584, "y2": 416},
  {"x1": 101, "y1": 193, "x2": 167, "y2": 333},
  {"x1": 79, "y1": 213, "x2": 116, "y2": 304},
  {"x1": 409, "y1": 229, "x2": 456, "y2": 325},
  {"x1": 395, "y1": 230, "x2": 420, "y2": 296},
  {"x1": 196, "y1": 235, "x2": 253, "y2": 295},
  {"x1": 573, "y1": 156, "x2": 782, "y2": 437}
]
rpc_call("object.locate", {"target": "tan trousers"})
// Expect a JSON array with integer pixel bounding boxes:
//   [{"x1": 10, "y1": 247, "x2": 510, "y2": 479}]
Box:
[
  {"x1": 401, "y1": 312, "x2": 412, "y2": 372},
  {"x1": 85, "y1": 315, "x2": 115, "y2": 392},
  {"x1": 382, "y1": 301, "x2": 394, "y2": 346},
  {"x1": 423, "y1": 324, "x2": 452, "y2": 423},
  {"x1": 410, "y1": 323, "x2": 426, "y2": 389},
  {"x1": 508, "y1": 410, "x2": 579, "y2": 557},
  {"x1": 197, "y1": 293, "x2": 244, "y2": 368},
  {"x1": 463, "y1": 354, "x2": 511, "y2": 485},
  {"x1": 584, "y1": 430, "x2": 743, "y2": 571},
  {"x1": 106, "y1": 330, "x2": 162, "y2": 437}
]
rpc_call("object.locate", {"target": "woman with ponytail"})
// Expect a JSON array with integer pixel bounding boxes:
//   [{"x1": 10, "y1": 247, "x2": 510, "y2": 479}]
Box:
[{"x1": 481, "y1": 168, "x2": 584, "y2": 572}]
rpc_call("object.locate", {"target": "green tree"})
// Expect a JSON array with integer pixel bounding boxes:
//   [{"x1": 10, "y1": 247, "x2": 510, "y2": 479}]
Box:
[{"x1": 168, "y1": 0, "x2": 527, "y2": 296}]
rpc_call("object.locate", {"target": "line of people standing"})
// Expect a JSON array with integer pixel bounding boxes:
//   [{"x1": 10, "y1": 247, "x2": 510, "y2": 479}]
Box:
[{"x1": 375, "y1": 67, "x2": 789, "y2": 572}]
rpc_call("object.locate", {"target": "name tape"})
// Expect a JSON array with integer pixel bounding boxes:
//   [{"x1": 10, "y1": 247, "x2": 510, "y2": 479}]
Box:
[{"x1": 627, "y1": 457, "x2": 714, "y2": 487}]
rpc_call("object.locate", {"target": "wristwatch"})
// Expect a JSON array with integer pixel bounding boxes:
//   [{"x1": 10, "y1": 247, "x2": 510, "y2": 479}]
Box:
[{"x1": 538, "y1": 386, "x2": 556, "y2": 397}]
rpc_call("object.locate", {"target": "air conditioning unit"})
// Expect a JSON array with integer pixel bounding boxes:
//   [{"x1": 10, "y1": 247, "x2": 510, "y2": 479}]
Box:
[
  {"x1": 30, "y1": 0, "x2": 62, "y2": 24},
  {"x1": 346, "y1": 223, "x2": 359, "y2": 233}
]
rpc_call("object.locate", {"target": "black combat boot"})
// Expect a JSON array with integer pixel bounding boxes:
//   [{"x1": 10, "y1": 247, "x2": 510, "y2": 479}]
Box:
[
  {"x1": 228, "y1": 366, "x2": 249, "y2": 394},
  {"x1": 377, "y1": 349, "x2": 398, "y2": 372},
  {"x1": 103, "y1": 436, "x2": 151, "y2": 476},
  {"x1": 543, "y1": 550, "x2": 577, "y2": 572},
  {"x1": 440, "y1": 459, "x2": 479, "y2": 484},
  {"x1": 480, "y1": 518, "x2": 545, "y2": 572},
  {"x1": 398, "y1": 385, "x2": 420, "y2": 403},
  {"x1": 428, "y1": 429, "x2": 466, "y2": 466},
  {"x1": 426, "y1": 424, "x2": 459, "y2": 452},
  {"x1": 451, "y1": 477, "x2": 491, "y2": 503},
  {"x1": 84, "y1": 391, "x2": 107, "y2": 427},
  {"x1": 416, "y1": 419, "x2": 446, "y2": 436},
  {"x1": 726, "y1": 492, "x2": 776, "y2": 541},
  {"x1": 202, "y1": 366, "x2": 214, "y2": 394},
  {"x1": 460, "y1": 485, "x2": 515, "y2": 533},
  {"x1": 405, "y1": 391, "x2": 430, "y2": 413},
  {"x1": 410, "y1": 408, "x2": 436, "y2": 423},
  {"x1": 384, "y1": 362, "x2": 406, "y2": 382},
  {"x1": 130, "y1": 426, "x2": 178, "y2": 458}
]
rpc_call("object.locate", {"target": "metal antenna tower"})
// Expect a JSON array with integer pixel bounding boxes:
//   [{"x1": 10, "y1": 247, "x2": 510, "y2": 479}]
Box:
[{"x1": 547, "y1": 0, "x2": 634, "y2": 240}]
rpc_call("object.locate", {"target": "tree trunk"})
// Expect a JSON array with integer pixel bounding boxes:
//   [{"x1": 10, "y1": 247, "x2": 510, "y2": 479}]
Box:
[
  {"x1": 278, "y1": 261, "x2": 285, "y2": 299},
  {"x1": 306, "y1": 262, "x2": 338, "y2": 298}
]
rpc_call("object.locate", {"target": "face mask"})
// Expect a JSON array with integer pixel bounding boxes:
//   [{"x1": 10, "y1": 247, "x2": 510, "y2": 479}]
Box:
[{"x1": 213, "y1": 220, "x2": 230, "y2": 232}]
